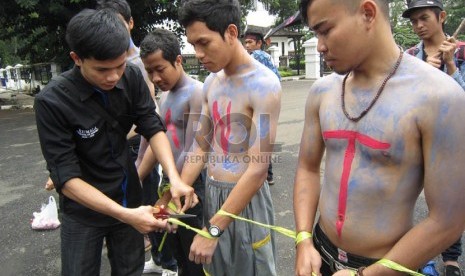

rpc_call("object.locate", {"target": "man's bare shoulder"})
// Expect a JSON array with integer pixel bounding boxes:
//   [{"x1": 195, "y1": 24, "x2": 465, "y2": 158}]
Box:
[
  {"x1": 310, "y1": 73, "x2": 343, "y2": 95},
  {"x1": 185, "y1": 75, "x2": 203, "y2": 90},
  {"x1": 399, "y1": 54, "x2": 464, "y2": 98},
  {"x1": 391, "y1": 55, "x2": 465, "y2": 128},
  {"x1": 305, "y1": 74, "x2": 343, "y2": 111}
]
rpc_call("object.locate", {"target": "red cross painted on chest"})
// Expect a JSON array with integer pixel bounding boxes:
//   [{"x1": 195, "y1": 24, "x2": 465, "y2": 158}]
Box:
[
  {"x1": 213, "y1": 101, "x2": 232, "y2": 155},
  {"x1": 165, "y1": 108, "x2": 180, "y2": 149},
  {"x1": 323, "y1": 130, "x2": 391, "y2": 238}
]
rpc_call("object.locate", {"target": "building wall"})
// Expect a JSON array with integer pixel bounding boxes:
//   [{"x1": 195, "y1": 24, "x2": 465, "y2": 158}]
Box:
[{"x1": 268, "y1": 37, "x2": 298, "y2": 57}]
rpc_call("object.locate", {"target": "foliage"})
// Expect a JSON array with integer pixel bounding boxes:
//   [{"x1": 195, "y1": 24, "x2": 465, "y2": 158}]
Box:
[
  {"x1": 260, "y1": 0, "x2": 299, "y2": 24},
  {"x1": 289, "y1": 59, "x2": 305, "y2": 70},
  {"x1": 0, "y1": 39, "x2": 22, "y2": 67},
  {"x1": 278, "y1": 66, "x2": 294, "y2": 77},
  {"x1": 0, "y1": 0, "x2": 256, "y2": 66}
]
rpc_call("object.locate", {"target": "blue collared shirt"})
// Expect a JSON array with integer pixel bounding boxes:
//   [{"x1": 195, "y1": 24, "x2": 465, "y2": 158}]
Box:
[{"x1": 251, "y1": 50, "x2": 281, "y2": 81}]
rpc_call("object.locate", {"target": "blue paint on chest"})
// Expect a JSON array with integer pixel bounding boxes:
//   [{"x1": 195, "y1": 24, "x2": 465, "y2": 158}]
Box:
[{"x1": 222, "y1": 158, "x2": 241, "y2": 173}]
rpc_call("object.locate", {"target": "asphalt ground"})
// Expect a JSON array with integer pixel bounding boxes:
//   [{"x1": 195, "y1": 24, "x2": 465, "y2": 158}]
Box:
[{"x1": 0, "y1": 80, "x2": 463, "y2": 275}]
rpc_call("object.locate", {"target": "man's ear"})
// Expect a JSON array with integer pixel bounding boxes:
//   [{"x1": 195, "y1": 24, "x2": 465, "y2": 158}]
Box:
[
  {"x1": 175, "y1": 54, "x2": 183, "y2": 66},
  {"x1": 439, "y1": 11, "x2": 447, "y2": 25},
  {"x1": 70, "y1": 51, "x2": 82, "y2": 66},
  {"x1": 360, "y1": 0, "x2": 377, "y2": 25},
  {"x1": 225, "y1": 24, "x2": 239, "y2": 44},
  {"x1": 128, "y1": 17, "x2": 134, "y2": 31}
]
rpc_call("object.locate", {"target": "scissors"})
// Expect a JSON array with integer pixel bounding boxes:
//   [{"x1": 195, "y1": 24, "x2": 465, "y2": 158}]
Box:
[{"x1": 153, "y1": 205, "x2": 197, "y2": 219}]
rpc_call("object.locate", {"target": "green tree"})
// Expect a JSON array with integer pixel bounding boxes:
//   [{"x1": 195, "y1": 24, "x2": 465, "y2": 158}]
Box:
[
  {"x1": 443, "y1": 0, "x2": 465, "y2": 40},
  {"x1": 0, "y1": 0, "x2": 256, "y2": 66},
  {"x1": 260, "y1": 0, "x2": 299, "y2": 24}
]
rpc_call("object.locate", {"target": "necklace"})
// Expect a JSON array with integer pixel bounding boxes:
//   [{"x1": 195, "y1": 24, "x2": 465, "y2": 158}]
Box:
[{"x1": 341, "y1": 49, "x2": 403, "y2": 122}]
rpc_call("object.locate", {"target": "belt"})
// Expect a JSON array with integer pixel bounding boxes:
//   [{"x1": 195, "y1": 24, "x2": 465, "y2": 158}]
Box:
[{"x1": 313, "y1": 223, "x2": 378, "y2": 272}]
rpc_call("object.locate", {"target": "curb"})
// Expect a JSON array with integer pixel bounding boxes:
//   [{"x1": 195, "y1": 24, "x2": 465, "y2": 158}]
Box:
[
  {"x1": 281, "y1": 76, "x2": 307, "y2": 82},
  {"x1": 0, "y1": 104, "x2": 34, "y2": 110}
]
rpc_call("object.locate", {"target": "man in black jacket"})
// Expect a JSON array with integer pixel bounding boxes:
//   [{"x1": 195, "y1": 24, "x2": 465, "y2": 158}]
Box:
[{"x1": 34, "y1": 9, "x2": 197, "y2": 275}]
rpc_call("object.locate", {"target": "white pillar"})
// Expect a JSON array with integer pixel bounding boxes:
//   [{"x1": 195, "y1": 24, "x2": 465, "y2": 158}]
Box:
[
  {"x1": 51, "y1": 63, "x2": 59, "y2": 78},
  {"x1": 5, "y1": 66, "x2": 13, "y2": 89},
  {"x1": 268, "y1": 46, "x2": 280, "y2": 68},
  {"x1": 303, "y1": 37, "x2": 320, "y2": 80},
  {"x1": 15, "y1": 66, "x2": 22, "y2": 91}
]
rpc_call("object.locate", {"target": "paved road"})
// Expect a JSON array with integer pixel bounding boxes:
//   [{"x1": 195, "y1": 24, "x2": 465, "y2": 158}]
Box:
[{"x1": 0, "y1": 80, "x2": 463, "y2": 275}]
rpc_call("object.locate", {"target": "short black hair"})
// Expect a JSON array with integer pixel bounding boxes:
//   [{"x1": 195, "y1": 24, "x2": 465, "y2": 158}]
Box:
[
  {"x1": 244, "y1": 32, "x2": 264, "y2": 42},
  {"x1": 178, "y1": 0, "x2": 242, "y2": 40},
  {"x1": 96, "y1": 0, "x2": 132, "y2": 23},
  {"x1": 140, "y1": 29, "x2": 181, "y2": 67},
  {"x1": 300, "y1": 0, "x2": 390, "y2": 25},
  {"x1": 65, "y1": 9, "x2": 129, "y2": 60}
]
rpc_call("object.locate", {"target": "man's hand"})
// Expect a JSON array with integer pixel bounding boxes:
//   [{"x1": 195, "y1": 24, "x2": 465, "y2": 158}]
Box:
[
  {"x1": 153, "y1": 202, "x2": 179, "y2": 233},
  {"x1": 189, "y1": 232, "x2": 219, "y2": 264},
  {"x1": 440, "y1": 37, "x2": 457, "y2": 65},
  {"x1": 45, "y1": 177, "x2": 55, "y2": 191},
  {"x1": 169, "y1": 178, "x2": 198, "y2": 213},
  {"x1": 295, "y1": 240, "x2": 323, "y2": 276},
  {"x1": 121, "y1": 205, "x2": 168, "y2": 234},
  {"x1": 439, "y1": 37, "x2": 458, "y2": 75},
  {"x1": 426, "y1": 51, "x2": 443, "y2": 69}
]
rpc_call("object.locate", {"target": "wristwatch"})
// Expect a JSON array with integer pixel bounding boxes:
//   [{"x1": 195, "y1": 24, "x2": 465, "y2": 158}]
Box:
[{"x1": 208, "y1": 225, "x2": 224, "y2": 238}]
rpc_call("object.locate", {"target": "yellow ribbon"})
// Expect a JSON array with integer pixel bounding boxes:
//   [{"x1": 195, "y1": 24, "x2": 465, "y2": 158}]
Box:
[
  {"x1": 295, "y1": 231, "x2": 313, "y2": 246},
  {"x1": 156, "y1": 182, "x2": 215, "y2": 245},
  {"x1": 154, "y1": 190, "x2": 305, "y2": 246},
  {"x1": 157, "y1": 182, "x2": 171, "y2": 198},
  {"x1": 167, "y1": 218, "x2": 213, "y2": 239},
  {"x1": 376, "y1": 258, "x2": 424, "y2": 276},
  {"x1": 216, "y1": 209, "x2": 297, "y2": 239},
  {"x1": 163, "y1": 209, "x2": 301, "y2": 242},
  {"x1": 157, "y1": 232, "x2": 168, "y2": 252}
]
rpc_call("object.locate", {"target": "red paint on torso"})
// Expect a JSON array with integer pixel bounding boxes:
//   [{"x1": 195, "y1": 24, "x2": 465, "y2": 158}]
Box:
[
  {"x1": 213, "y1": 101, "x2": 232, "y2": 155},
  {"x1": 323, "y1": 130, "x2": 391, "y2": 238},
  {"x1": 165, "y1": 108, "x2": 180, "y2": 149}
]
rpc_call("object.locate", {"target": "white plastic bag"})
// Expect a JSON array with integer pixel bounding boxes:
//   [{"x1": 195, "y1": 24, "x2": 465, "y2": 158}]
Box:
[{"x1": 31, "y1": 196, "x2": 61, "y2": 230}]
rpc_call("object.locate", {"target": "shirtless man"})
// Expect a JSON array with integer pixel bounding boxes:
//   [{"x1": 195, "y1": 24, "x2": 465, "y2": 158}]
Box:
[
  {"x1": 178, "y1": 0, "x2": 282, "y2": 275},
  {"x1": 293, "y1": 0, "x2": 465, "y2": 275},
  {"x1": 138, "y1": 28, "x2": 205, "y2": 276}
]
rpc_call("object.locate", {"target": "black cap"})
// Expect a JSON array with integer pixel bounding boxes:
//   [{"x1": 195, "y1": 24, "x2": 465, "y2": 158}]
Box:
[{"x1": 402, "y1": 0, "x2": 444, "y2": 18}]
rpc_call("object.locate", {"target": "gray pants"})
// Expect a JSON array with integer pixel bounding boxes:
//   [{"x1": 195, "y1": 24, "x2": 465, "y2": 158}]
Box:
[{"x1": 203, "y1": 176, "x2": 277, "y2": 276}]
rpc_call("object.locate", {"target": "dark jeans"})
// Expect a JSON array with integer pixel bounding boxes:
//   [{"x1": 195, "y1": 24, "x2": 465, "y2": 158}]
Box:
[
  {"x1": 128, "y1": 135, "x2": 178, "y2": 271},
  {"x1": 150, "y1": 172, "x2": 206, "y2": 276},
  {"x1": 129, "y1": 135, "x2": 179, "y2": 271},
  {"x1": 268, "y1": 162, "x2": 273, "y2": 178},
  {"x1": 442, "y1": 236, "x2": 463, "y2": 262},
  {"x1": 146, "y1": 171, "x2": 178, "y2": 272},
  {"x1": 61, "y1": 214, "x2": 144, "y2": 276}
]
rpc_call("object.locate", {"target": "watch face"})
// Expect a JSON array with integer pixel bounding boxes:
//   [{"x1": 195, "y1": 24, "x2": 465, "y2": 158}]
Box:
[
  {"x1": 209, "y1": 225, "x2": 222, "y2": 237},
  {"x1": 210, "y1": 227, "x2": 219, "y2": 236}
]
